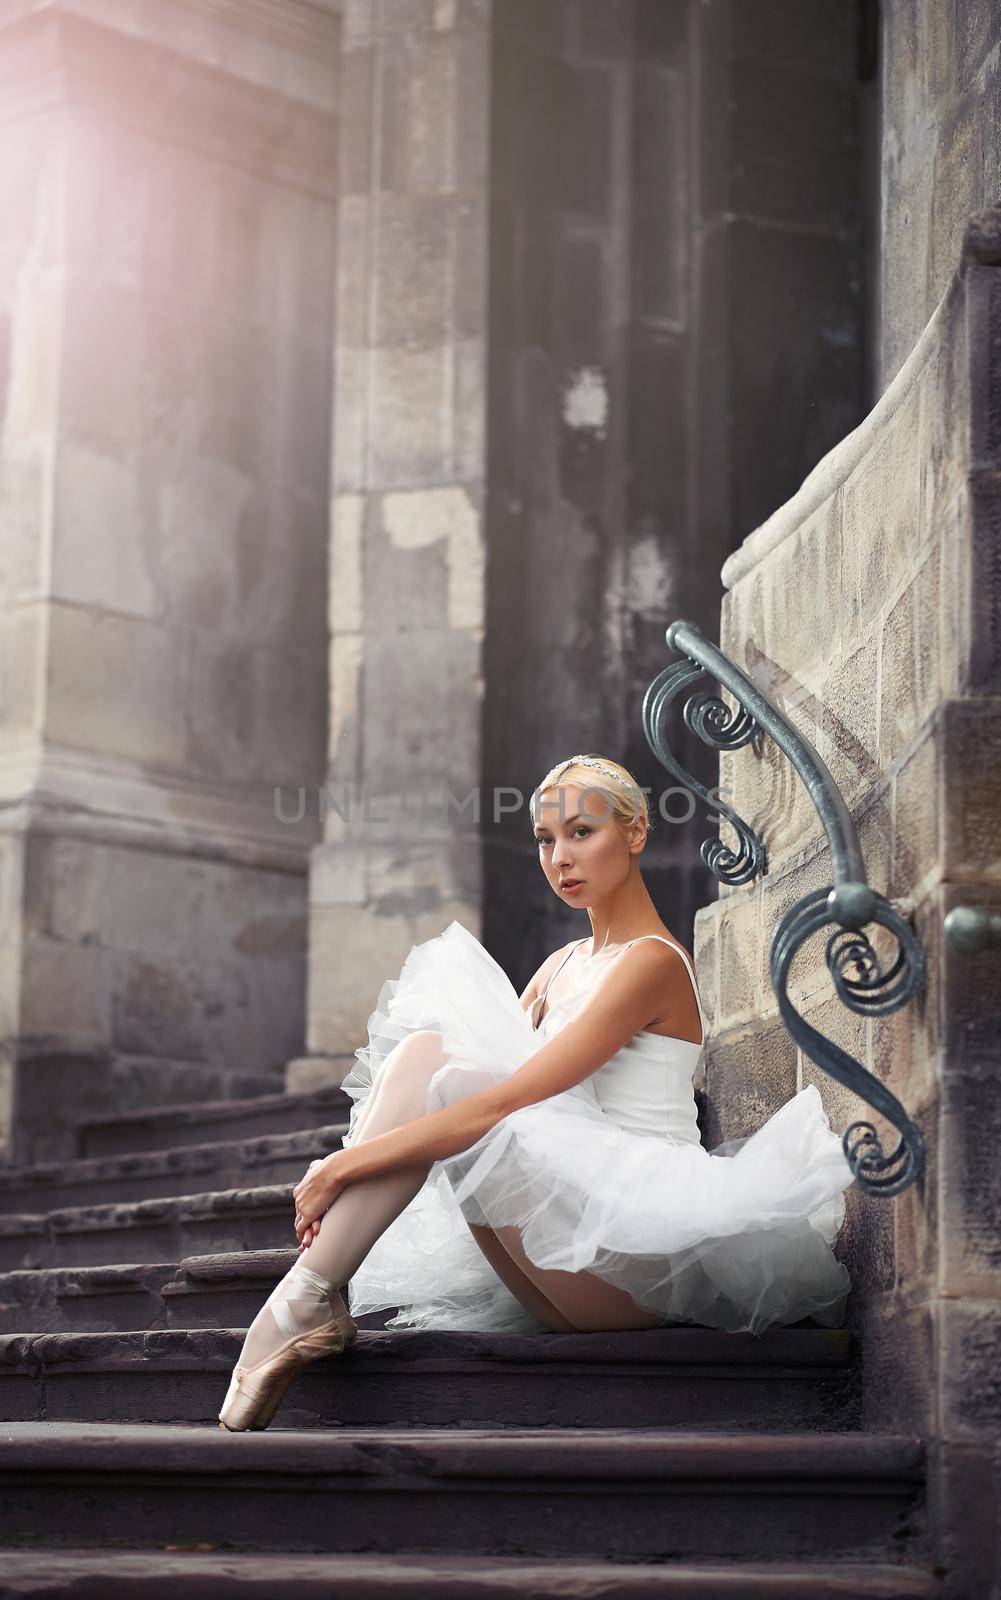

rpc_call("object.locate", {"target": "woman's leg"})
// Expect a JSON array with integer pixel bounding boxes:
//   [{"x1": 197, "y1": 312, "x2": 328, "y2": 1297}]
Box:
[
  {"x1": 300, "y1": 1033, "x2": 583, "y2": 1336},
  {"x1": 477, "y1": 1223, "x2": 664, "y2": 1332},
  {"x1": 342, "y1": 1044, "x2": 407, "y2": 1144},
  {"x1": 234, "y1": 1028, "x2": 657, "y2": 1372},
  {"x1": 466, "y1": 1224, "x2": 579, "y2": 1333},
  {"x1": 236, "y1": 1032, "x2": 446, "y2": 1369},
  {"x1": 233, "y1": 1030, "x2": 569, "y2": 1367},
  {"x1": 295, "y1": 1030, "x2": 448, "y2": 1289}
]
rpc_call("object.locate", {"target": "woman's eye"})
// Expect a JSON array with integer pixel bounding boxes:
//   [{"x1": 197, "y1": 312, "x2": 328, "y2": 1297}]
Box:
[{"x1": 536, "y1": 827, "x2": 589, "y2": 845}]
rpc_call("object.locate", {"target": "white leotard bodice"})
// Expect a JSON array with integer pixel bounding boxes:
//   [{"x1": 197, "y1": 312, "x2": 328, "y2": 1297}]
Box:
[{"x1": 530, "y1": 936, "x2": 706, "y2": 1148}]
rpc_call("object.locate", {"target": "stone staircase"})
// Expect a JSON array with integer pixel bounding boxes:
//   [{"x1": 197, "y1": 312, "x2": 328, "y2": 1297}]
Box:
[{"x1": 0, "y1": 1087, "x2": 940, "y2": 1597}]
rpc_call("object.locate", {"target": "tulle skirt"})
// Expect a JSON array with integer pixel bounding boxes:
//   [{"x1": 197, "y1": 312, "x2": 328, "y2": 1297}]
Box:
[{"x1": 338, "y1": 921, "x2": 854, "y2": 1337}]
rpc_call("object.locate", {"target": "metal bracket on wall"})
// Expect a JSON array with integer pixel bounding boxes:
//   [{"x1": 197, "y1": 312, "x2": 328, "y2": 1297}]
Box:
[
  {"x1": 943, "y1": 906, "x2": 1001, "y2": 952},
  {"x1": 642, "y1": 619, "x2": 926, "y2": 1198}
]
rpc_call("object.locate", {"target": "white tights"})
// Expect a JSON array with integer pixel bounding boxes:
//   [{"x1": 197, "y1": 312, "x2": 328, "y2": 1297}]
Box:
[{"x1": 235, "y1": 1030, "x2": 661, "y2": 1369}]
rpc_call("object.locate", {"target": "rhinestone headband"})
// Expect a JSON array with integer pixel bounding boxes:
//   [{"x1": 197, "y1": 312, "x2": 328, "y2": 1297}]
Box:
[
  {"x1": 534, "y1": 754, "x2": 649, "y2": 827},
  {"x1": 552, "y1": 754, "x2": 632, "y2": 786}
]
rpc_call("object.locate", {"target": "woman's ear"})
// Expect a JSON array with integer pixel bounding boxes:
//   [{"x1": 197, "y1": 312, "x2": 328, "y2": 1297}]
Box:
[{"x1": 627, "y1": 814, "x2": 648, "y2": 855}]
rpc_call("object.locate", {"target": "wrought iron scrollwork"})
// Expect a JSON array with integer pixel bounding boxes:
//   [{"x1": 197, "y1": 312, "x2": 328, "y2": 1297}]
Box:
[
  {"x1": 642, "y1": 660, "x2": 765, "y2": 886},
  {"x1": 643, "y1": 620, "x2": 926, "y2": 1197}
]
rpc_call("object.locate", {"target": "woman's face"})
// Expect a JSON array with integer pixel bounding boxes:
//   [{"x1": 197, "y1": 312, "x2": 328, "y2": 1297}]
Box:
[{"x1": 532, "y1": 781, "x2": 642, "y2": 907}]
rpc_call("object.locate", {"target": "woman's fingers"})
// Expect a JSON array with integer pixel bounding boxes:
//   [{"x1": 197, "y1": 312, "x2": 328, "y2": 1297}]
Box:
[
  {"x1": 297, "y1": 1217, "x2": 322, "y2": 1253},
  {"x1": 293, "y1": 1206, "x2": 322, "y2": 1242},
  {"x1": 292, "y1": 1153, "x2": 343, "y2": 1241},
  {"x1": 293, "y1": 1158, "x2": 326, "y2": 1225}
]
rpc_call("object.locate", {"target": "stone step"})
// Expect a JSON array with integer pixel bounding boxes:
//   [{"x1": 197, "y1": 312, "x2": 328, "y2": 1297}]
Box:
[
  {"x1": 0, "y1": 1249, "x2": 330, "y2": 1335},
  {"x1": 0, "y1": 1247, "x2": 356, "y2": 1334},
  {"x1": 0, "y1": 1183, "x2": 303, "y2": 1271},
  {"x1": 0, "y1": 1549, "x2": 943, "y2": 1598},
  {"x1": 0, "y1": 1125, "x2": 347, "y2": 1213},
  {"x1": 0, "y1": 1423, "x2": 927, "y2": 1563},
  {"x1": 75, "y1": 1084, "x2": 352, "y2": 1158},
  {"x1": 0, "y1": 1323, "x2": 860, "y2": 1432}
]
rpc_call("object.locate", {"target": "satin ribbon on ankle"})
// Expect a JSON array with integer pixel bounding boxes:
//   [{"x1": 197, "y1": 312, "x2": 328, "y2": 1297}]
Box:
[{"x1": 269, "y1": 1261, "x2": 338, "y2": 1342}]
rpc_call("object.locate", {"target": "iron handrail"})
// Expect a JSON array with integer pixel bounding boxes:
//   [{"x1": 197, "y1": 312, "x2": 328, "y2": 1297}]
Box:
[{"x1": 642, "y1": 619, "x2": 926, "y2": 1197}]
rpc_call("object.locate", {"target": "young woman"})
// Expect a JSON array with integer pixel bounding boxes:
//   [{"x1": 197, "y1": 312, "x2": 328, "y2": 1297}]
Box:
[{"x1": 219, "y1": 754, "x2": 854, "y2": 1431}]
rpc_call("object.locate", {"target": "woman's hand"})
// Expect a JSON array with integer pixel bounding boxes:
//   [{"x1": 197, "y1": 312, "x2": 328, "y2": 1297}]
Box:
[
  {"x1": 291, "y1": 1149, "x2": 355, "y2": 1243},
  {"x1": 294, "y1": 1159, "x2": 325, "y2": 1251}
]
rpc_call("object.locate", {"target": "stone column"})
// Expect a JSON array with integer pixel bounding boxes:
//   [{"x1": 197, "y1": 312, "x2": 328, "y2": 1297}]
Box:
[
  {"x1": 0, "y1": 0, "x2": 339, "y2": 1160},
  {"x1": 296, "y1": 0, "x2": 490, "y2": 1086},
  {"x1": 879, "y1": 0, "x2": 1001, "y2": 388}
]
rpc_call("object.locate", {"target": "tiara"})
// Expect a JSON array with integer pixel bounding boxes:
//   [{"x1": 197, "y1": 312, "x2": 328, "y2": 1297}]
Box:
[
  {"x1": 552, "y1": 755, "x2": 634, "y2": 786},
  {"x1": 536, "y1": 754, "x2": 650, "y2": 825}
]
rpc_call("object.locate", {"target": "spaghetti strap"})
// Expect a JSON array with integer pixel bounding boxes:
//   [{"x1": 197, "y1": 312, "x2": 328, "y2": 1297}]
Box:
[
  {"x1": 619, "y1": 934, "x2": 706, "y2": 1047},
  {"x1": 531, "y1": 938, "x2": 587, "y2": 1030}
]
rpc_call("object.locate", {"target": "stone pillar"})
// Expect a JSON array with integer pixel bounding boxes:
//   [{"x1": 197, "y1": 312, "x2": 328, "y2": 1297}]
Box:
[
  {"x1": 0, "y1": 0, "x2": 339, "y2": 1160},
  {"x1": 691, "y1": 0, "x2": 870, "y2": 541},
  {"x1": 698, "y1": 211, "x2": 1001, "y2": 1596},
  {"x1": 296, "y1": 0, "x2": 490, "y2": 1087},
  {"x1": 880, "y1": 0, "x2": 1001, "y2": 388}
]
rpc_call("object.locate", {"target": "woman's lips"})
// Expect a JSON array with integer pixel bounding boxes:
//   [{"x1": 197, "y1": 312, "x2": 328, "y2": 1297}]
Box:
[{"x1": 559, "y1": 880, "x2": 583, "y2": 893}]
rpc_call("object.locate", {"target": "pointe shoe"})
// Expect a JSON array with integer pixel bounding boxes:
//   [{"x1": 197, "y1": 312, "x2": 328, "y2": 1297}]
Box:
[{"x1": 218, "y1": 1310, "x2": 357, "y2": 1433}]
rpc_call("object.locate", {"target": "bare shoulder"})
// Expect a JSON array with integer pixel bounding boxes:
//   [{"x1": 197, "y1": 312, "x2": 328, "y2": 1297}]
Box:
[
  {"x1": 611, "y1": 936, "x2": 701, "y2": 1040},
  {"x1": 632, "y1": 933, "x2": 692, "y2": 966},
  {"x1": 609, "y1": 935, "x2": 686, "y2": 981}
]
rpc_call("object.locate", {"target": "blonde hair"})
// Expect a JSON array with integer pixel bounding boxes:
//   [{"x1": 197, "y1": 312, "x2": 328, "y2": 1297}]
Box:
[{"x1": 530, "y1": 753, "x2": 650, "y2": 833}]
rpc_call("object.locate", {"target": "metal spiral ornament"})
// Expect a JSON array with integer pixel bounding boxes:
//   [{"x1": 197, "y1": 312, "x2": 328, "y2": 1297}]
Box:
[
  {"x1": 684, "y1": 690, "x2": 758, "y2": 750},
  {"x1": 643, "y1": 620, "x2": 929, "y2": 1198},
  {"x1": 642, "y1": 663, "x2": 766, "y2": 888},
  {"x1": 772, "y1": 887, "x2": 926, "y2": 1197},
  {"x1": 826, "y1": 926, "x2": 910, "y2": 1014}
]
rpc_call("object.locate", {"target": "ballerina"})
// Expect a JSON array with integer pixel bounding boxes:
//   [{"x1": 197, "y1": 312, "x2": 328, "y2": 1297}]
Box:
[{"x1": 219, "y1": 754, "x2": 854, "y2": 1431}]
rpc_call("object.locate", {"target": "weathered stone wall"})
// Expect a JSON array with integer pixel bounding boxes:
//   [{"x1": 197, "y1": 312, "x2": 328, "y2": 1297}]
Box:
[
  {"x1": 880, "y1": 0, "x2": 1001, "y2": 389},
  {"x1": 697, "y1": 212, "x2": 1001, "y2": 1596},
  {"x1": 0, "y1": 0, "x2": 339, "y2": 1159}
]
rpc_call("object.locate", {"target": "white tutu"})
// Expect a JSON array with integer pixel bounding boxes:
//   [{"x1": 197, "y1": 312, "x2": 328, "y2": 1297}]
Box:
[{"x1": 339, "y1": 921, "x2": 854, "y2": 1337}]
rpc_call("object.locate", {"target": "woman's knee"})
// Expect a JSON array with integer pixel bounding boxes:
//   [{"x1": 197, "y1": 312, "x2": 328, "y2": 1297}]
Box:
[
  {"x1": 406, "y1": 1028, "x2": 444, "y2": 1052},
  {"x1": 379, "y1": 1030, "x2": 447, "y2": 1089}
]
